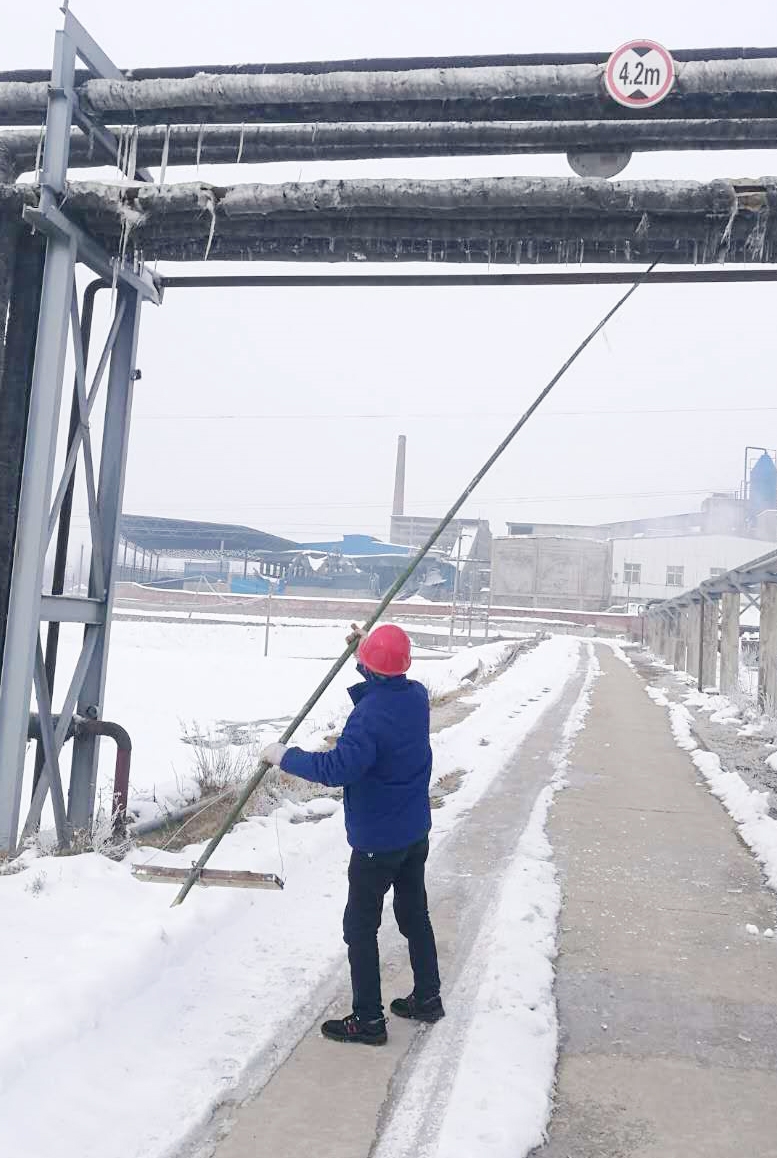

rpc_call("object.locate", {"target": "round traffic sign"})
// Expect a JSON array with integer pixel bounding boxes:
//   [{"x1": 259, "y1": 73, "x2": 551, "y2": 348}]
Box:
[{"x1": 604, "y1": 40, "x2": 675, "y2": 109}]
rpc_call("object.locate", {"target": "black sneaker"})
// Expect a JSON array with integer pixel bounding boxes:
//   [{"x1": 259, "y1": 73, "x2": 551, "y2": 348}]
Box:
[
  {"x1": 321, "y1": 1012, "x2": 388, "y2": 1046},
  {"x1": 390, "y1": 994, "x2": 445, "y2": 1023}
]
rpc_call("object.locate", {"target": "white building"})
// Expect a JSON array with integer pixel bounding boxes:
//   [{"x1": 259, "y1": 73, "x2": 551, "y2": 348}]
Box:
[{"x1": 610, "y1": 534, "x2": 777, "y2": 605}]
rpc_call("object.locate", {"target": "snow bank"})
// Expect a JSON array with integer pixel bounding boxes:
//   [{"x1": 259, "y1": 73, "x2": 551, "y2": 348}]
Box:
[
  {"x1": 648, "y1": 693, "x2": 777, "y2": 892},
  {"x1": 376, "y1": 643, "x2": 599, "y2": 1158},
  {"x1": 0, "y1": 635, "x2": 580, "y2": 1158},
  {"x1": 29, "y1": 621, "x2": 514, "y2": 832}
]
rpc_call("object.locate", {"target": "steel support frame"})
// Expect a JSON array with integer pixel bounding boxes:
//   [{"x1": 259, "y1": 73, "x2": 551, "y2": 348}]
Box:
[{"x1": 0, "y1": 13, "x2": 155, "y2": 855}]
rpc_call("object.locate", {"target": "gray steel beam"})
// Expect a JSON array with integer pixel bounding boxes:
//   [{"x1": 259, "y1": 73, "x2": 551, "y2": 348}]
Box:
[
  {"x1": 0, "y1": 232, "x2": 44, "y2": 675},
  {"x1": 63, "y1": 9, "x2": 153, "y2": 182},
  {"x1": 31, "y1": 640, "x2": 70, "y2": 845},
  {"x1": 47, "y1": 295, "x2": 125, "y2": 541},
  {"x1": 39, "y1": 595, "x2": 105, "y2": 624},
  {"x1": 0, "y1": 230, "x2": 76, "y2": 854},
  {"x1": 22, "y1": 624, "x2": 100, "y2": 838},
  {"x1": 68, "y1": 288, "x2": 142, "y2": 830},
  {"x1": 70, "y1": 103, "x2": 154, "y2": 183},
  {"x1": 0, "y1": 17, "x2": 78, "y2": 853},
  {"x1": 23, "y1": 205, "x2": 161, "y2": 304}
]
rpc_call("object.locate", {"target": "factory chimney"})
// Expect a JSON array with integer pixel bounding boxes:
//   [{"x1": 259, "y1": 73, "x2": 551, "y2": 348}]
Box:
[{"x1": 392, "y1": 435, "x2": 407, "y2": 517}]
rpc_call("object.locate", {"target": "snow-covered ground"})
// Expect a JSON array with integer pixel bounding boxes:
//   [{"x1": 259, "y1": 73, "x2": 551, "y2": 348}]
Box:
[
  {"x1": 26, "y1": 618, "x2": 526, "y2": 829},
  {"x1": 3, "y1": 626, "x2": 580, "y2": 1158}
]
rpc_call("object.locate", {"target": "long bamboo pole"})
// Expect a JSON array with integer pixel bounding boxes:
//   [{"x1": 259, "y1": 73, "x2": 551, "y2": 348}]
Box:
[{"x1": 170, "y1": 259, "x2": 658, "y2": 906}]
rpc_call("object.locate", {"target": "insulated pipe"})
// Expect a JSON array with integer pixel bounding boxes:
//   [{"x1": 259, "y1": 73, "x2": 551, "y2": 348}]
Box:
[
  {"x1": 3, "y1": 56, "x2": 777, "y2": 124},
  {"x1": 3, "y1": 45, "x2": 777, "y2": 85},
  {"x1": 5, "y1": 118, "x2": 777, "y2": 176}
]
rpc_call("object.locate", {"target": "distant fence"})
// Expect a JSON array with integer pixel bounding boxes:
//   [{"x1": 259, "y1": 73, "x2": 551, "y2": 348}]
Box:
[{"x1": 113, "y1": 582, "x2": 638, "y2": 636}]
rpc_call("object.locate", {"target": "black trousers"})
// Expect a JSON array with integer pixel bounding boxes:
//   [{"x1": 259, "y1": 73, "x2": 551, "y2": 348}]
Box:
[{"x1": 343, "y1": 835, "x2": 441, "y2": 1022}]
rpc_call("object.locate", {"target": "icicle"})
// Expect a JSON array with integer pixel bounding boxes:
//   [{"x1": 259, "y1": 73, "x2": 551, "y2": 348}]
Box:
[
  {"x1": 746, "y1": 210, "x2": 768, "y2": 262},
  {"x1": 116, "y1": 126, "x2": 126, "y2": 179},
  {"x1": 34, "y1": 121, "x2": 45, "y2": 182},
  {"x1": 198, "y1": 188, "x2": 217, "y2": 261},
  {"x1": 635, "y1": 212, "x2": 649, "y2": 238},
  {"x1": 236, "y1": 123, "x2": 245, "y2": 164},
  {"x1": 110, "y1": 255, "x2": 119, "y2": 310},
  {"x1": 127, "y1": 126, "x2": 138, "y2": 182},
  {"x1": 196, "y1": 123, "x2": 204, "y2": 171},
  {"x1": 159, "y1": 125, "x2": 171, "y2": 185},
  {"x1": 118, "y1": 215, "x2": 129, "y2": 269},
  {"x1": 719, "y1": 200, "x2": 738, "y2": 252}
]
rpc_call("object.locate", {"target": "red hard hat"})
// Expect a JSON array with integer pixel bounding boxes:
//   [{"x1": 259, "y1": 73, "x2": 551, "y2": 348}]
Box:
[{"x1": 358, "y1": 624, "x2": 411, "y2": 676}]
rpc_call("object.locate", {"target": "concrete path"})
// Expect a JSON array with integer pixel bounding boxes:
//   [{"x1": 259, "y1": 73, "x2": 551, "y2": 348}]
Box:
[
  {"x1": 200, "y1": 646, "x2": 777, "y2": 1158},
  {"x1": 204, "y1": 652, "x2": 589, "y2": 1158},
  {"x1": 537, "y1": 648, "x2": 777, "y2": 1157}
]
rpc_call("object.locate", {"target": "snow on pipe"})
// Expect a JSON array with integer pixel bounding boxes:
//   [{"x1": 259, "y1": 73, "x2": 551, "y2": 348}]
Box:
[
  {"x1": 5, "y1": 175, "x2": 771, "y2": 266},
  {"x1": 2, "y1": 57, "x2": 777, "y2": 119},
  {"x1": 6, "y1": 174, "x2": 758, "y2": 218},
  {"x1": 169, "y1": 257, "x2": 659, "y2": 908}
]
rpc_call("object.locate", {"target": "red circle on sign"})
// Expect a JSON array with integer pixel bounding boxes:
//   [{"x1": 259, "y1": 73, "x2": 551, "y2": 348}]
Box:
[{"x1": 605, "y1": 40, "x2": 675, "y2": 109}]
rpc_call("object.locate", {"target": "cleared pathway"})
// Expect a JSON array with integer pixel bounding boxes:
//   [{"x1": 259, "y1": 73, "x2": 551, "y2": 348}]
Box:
[
  {"x1": 201, "y1": 646, "x2": 777, "y2": 1158},
  {"x1": 204, "y1": 654, "x2": 588, "y2": 1158},
  {"x1": 536, "y1": 648, "x2": 777, "y2": 1157}
]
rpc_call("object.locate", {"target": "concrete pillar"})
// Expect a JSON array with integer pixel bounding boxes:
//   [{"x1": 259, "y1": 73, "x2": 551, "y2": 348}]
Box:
[
  {"x1": 758, "y1": 582, "x2": 777, "y2": 714},
  {"x1": 679, "y1": 610, "x2": 690, "y2": 671},
  {"x1": 700, "y1": 598, "x2": 718, "y2": 690},
  {"x1": 720, "y1": 592, "x2": 740, "y2": 698},
  {"x1": 686, "y1": 604, "x2": 701, "y2": 681},
  {"x1": 661, "y1": 617, "x2": 674, "y2": 665},
  {"x1": 646, "y1": 617, "x2": 656, "y2": 653},
  {"x1": 653, "y1": 616, "x2": 666, "y2": 662},
  {"x1": 665, "y1": 613, "x2": 680, "y2": 670}
]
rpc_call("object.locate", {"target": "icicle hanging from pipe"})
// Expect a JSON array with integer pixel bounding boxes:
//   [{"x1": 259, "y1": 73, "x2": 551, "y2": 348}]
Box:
[
  {"x1": 196, "y1": 123, "x2": 205, "y2": 171},
  {"x1": 33, "y1": 120, "x2": 44, "y2": 182},
  {"x1": 159, "y1": 125, "x2": 171, "y2": 185},
  {"x1": 127, "y1": 125, "x2": 138, "y2": 182},
  {"x1": 198, "y1": 186, "x2": 217, "y2": 260},
  {"x1": 236, "y1": 123, "x2": 245, "y2": 163}
]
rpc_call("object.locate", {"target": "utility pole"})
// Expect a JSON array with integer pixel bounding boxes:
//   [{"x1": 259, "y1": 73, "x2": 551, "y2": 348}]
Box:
[
  {"x1": 264, "y1": 582, "x2": 273, "y2": 657},
  {"x1": 448, "y1": 530, "x2": 463, "y2": 651},
  {"x1": 484, "y1": 583, "x2": 493, "y2": 641}
]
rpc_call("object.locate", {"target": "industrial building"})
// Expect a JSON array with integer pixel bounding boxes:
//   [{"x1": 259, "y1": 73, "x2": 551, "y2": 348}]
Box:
[
  {"x1": 116, "y1": 516, "x2": 448, "y2": 600},
  {"x1": 495, "y1": 450, "x2": 777, "y2": 611}
]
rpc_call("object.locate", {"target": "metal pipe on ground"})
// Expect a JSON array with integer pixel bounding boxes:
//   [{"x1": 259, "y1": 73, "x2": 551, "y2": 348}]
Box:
[
  {"x1": 170, "y1": 257, "x2": 659, "y2": 907},
  {"x1": 74, "y1": 717, "x2": 132, "y2": 835},
  {"x1": 27, "y1": 712, "x2": 132, "y2": 836}
]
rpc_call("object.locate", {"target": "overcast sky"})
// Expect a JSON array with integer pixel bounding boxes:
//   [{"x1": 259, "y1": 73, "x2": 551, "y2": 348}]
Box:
[{"x1": 6, "y1": 1, "x2": 777, "y2": 547}]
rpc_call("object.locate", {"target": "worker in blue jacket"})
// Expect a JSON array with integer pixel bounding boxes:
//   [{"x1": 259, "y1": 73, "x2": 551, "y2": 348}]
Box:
[{"x1": 260, "y1": 623, "x2": 443, "y2": 1045}]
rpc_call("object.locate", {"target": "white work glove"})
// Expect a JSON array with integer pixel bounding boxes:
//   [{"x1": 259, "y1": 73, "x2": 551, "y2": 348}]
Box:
[{"x1": 260, "y1": 742, "x2": 288, "y2": 767}]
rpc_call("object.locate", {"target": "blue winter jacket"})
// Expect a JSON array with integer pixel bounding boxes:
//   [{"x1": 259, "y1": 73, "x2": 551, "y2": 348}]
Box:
[{"x1": 280, "y1": 675, "x2": 432, "y2": 853}]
